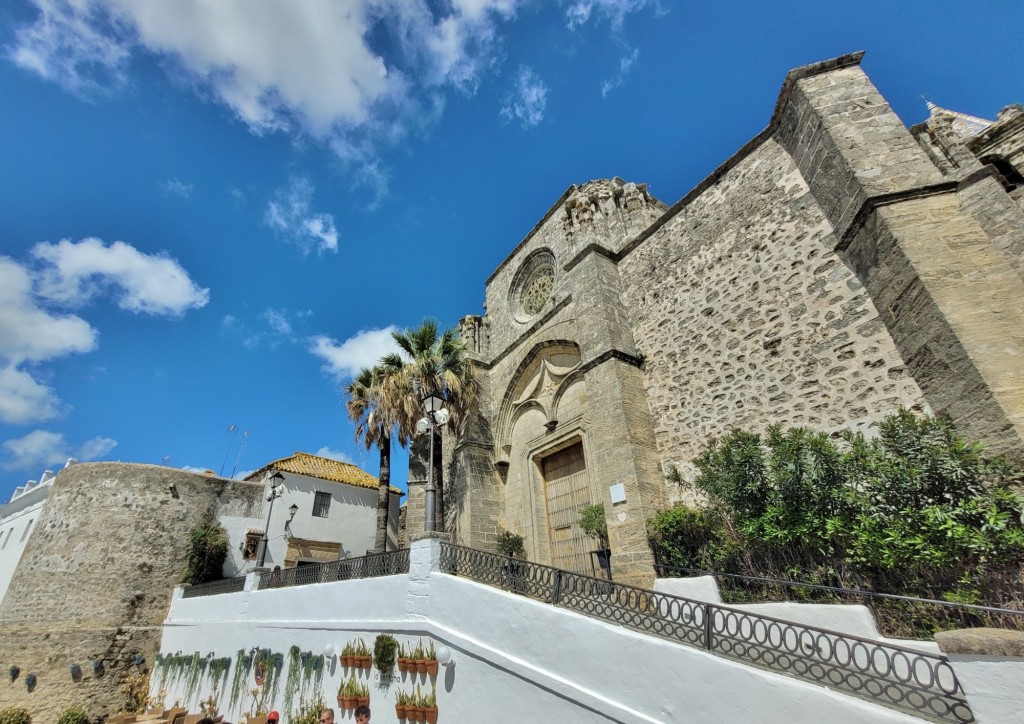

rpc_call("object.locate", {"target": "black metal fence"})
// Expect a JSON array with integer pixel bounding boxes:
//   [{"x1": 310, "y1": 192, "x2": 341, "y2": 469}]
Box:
[
  {"x1": 181, "y1": 575, "x2": 247, "y2": 598},
  {"x1": 256, "y1": 549, "x2": 410, "y2": 590},
  {"x1": 439, "y1": 543, "x2": 974, "y2": 723},
  {"x1": 655, "y1": 563, "x2": 1024, "y2": 638}
]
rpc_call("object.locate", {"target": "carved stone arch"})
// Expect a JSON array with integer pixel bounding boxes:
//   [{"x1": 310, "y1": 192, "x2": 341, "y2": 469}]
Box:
[
  {"x1": 496, "y1": 340, "x2": 582, "y2": 454},
  {"x1": 551, "y1": 368, "x2": 587, "y2": 423}
]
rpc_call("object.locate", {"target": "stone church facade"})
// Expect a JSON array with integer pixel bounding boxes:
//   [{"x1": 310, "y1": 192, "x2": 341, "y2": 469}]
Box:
[{"x1": 404, "y1": 53, "x2": 1024, "y2": 587}]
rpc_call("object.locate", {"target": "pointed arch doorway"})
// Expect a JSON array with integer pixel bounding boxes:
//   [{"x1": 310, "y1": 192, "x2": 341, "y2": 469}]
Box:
[{"x1": 540, "y1": 440, "x2": 595, "y2": 574}]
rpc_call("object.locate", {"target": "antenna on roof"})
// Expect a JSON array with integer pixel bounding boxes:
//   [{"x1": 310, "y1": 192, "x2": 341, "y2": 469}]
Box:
[
  {"x1": 231, "y1": 430, "x2": 249, "y2": 479},
  {"x1": 220, "y1": 425, "x2": 238, "y2": 476}
]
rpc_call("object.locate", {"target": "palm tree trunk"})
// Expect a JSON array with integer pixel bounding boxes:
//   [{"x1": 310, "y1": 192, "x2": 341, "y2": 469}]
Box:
[{"x1": 374, "y1": 432, "x2": 391, "y2": 553}]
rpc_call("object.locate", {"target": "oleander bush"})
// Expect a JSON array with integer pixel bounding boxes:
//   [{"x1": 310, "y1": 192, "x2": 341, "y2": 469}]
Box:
[{"x1": 649, "y1": 409, "x2": 1024, "y2": 636}]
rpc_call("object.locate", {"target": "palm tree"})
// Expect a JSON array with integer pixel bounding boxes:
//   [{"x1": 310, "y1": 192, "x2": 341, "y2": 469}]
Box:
[
  {"x1": 385, "y1": 319, "x2": 476, "y2": 530},
  {"x1": 345, "y1": 364, "x2": 407, "y2": 553}
]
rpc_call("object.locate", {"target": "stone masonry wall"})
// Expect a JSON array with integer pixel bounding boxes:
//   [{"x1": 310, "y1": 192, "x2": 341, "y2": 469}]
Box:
[
  {"x1": 619, "y1": 137, "x2": 928, "y2": 500},
  {"x1": 0, "y1": 463, "x2": 262, "y2": 721}
]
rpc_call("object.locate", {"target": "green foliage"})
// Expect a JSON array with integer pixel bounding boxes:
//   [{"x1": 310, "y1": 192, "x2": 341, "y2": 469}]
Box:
[
  {"x1": 373, "y1": 633, "x2": 398, "y2": 674},
  {"x1": 55, "y1": 706, "x2": 89, "y2": 724},
  {"x1": 183, "y1": 522, "x2": 229, "y2": 585},
  {"x1": 578, "y1": 504, "x2": 609, "y2": 547},
  {"x1": 496, "y1": 529, "x2": 526, "y2": 558},
  {"x1": 0, "y1": 708, "x2": 31, "y2": 724},
  {"x1": 649, "y1": 410, "x2": 1024, "y2": 633},
  {"x1": 229, "y1": 648, "x2": 251, "y2": 711},
  {"x1": 290, "y1": 693, "x2": 327, "y2": 724}
]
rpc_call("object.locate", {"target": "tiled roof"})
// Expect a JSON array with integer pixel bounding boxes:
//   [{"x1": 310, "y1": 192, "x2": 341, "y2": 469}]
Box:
[
  {"x1": 927, "y1": 101, "x2": 993, "y2": 139},
  {"x1": 245, "y1": 452, "x2": 401, "y2": 495}
]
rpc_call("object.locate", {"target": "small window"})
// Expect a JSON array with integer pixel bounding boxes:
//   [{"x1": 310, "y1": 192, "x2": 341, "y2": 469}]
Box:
[
  {"x1": 20, "y1": 520, "x2": 33, "y2": 541},
  {"x1": 312, "y1": 491, "x2": 331, "y2": 518},
  {"x1": 0, "y1": 528, "x2": 10, "y2": 549}
]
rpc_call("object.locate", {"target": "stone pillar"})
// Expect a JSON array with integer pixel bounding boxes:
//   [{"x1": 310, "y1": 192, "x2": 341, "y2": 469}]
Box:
[{"x1": 775, "y1": 56, "x2": 1024, "y2": 455}]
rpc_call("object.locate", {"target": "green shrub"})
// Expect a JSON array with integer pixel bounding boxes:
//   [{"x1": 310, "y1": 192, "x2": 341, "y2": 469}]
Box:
[
  {"x1": 649, "y1": 409, "x2": 1024, "y2": 634},
  {"x1": 495, "y1": 529, "x2": 525, "y2": 559},
  {"x1": 183, "y1": 521, "x2": 229, "y2": 584},
  {"x1": 289, "y1": 693, "x2": 327, "y2": 724},
  {"x1": 55, "y1": 706, "x2": 89, "y2": 724},
  {"x1": 373, "y1": 633, "x2": 398, "y2": 674},
  {"x1": 0, "y1": 707, "x2": 31, "y2": 724}
]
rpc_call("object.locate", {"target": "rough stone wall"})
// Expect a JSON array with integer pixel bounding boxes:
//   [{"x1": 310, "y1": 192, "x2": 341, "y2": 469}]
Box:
[
  {"x1": 619, "y1": 137, "x2": 928, "y2": 499},
  {"x1": 0, "y1": 463, "x2": 262, "y2": 721}
]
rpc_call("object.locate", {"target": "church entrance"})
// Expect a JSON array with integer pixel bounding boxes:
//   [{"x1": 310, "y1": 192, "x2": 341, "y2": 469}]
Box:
[{"x1": 541, "y1": 441, "x2": 594, "y2": 574}]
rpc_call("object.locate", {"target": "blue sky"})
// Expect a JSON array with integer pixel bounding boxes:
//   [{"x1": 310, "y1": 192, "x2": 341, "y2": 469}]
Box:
[{"x1": 0, "y1": 0, "x2": 1021, "y2": 502}]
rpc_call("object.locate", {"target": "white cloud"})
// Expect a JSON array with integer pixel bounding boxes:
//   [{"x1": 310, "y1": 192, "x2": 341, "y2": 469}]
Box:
[
  {"x1": 2, "y1": 429, "x2": 118, "y2": 471},
  {"x1": 9, "y1": 1, "x2": 526, "y2": 196},
  {"x1": 0, "y1": 241, "x2": 206, "y2": 425},
  {"x1": 601, "y1": 47, "x2": 639, "y2": 97},
  {"x1": 315, "y1": 446, "x2": 356, "y2": 464},
  {"x1": 32, "y1": 238, "x2": 210, "y2": 315},
  {"x1": 265, "y1": 178, "x2": 339, "y2": 254},
  {"x1": 0, "y1": 366, "x2": 63, "y2": 425},
  {"x1": 163, "y1": 178, "x2": 193, "y2": 199},
  {"x1": 263, "y1": 308, "x2": 293, "y2": 336},
  {"x1": 565, "y1": 0, "x2": 651, "y2": 31},
  {"x1": 309, "y1": 326, "x2": 399, "y2": 380},
  {"x1": 500, "y1": 66, "x2": 548, "y2": 128}
]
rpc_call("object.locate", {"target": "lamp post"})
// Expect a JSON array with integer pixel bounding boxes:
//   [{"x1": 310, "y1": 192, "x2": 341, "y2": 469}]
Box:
[
  {"x1": 256, "y1": 470, "x2": 285, "y2": 567},
  {"x1": 418, "y1": 393, "x2": 449, "y2": 532}
]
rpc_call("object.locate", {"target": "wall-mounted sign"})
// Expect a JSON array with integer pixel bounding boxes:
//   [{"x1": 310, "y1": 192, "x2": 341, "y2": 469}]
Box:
[{"x1": 609, "y1": 483, "x2": 626, "y2": 505}]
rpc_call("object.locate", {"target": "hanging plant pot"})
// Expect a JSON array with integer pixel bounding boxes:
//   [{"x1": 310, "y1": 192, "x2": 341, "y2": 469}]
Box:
[
  {"x1": 357, "y1": 695, "x2": 370, "y2": 707},
  {"x1": 395, "y1": 703, "x2": 407, "y2": 720},
  {"x1": 425, "y1": 659, "x2": 438, "y2": 677},
  {"x1": 397, "y1": 657, "x2": 409, "y2": 672},
  {"x1": 360, "y1": 655, "x2": 372, "y2": 670},
  {"x1": 424, "y1": 705, "x2": 438, "y2": 724},
  {"x1": 254, "y1": 661, "x2": 266, "y2": 686},
  {"x1": 415, "y1": 659, "x2": 427, "y2": 674}
]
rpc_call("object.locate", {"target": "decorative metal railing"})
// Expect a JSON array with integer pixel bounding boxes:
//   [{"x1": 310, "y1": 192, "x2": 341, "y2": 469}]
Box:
[
  {"x1": 439, "y1": 543, "x2": 973, "y2": 723},
  {"x1": 181, "y1": 575, "x2": 247, "y2": 598},
  {"x1": 256, "y1": 549, "x2": 410, "y2": 590}
]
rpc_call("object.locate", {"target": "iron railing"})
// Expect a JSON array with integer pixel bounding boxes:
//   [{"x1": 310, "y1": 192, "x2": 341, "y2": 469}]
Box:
[
  {"x1": 654, "y1": 563, "x2": 1024, "y2": 633},
  {"x1": 181, "y1": 575, "x2": 247, "y2": 598},
  {"x1": 256, "y1": 549, "x2": 410, "y2": 590},
  {"x1": 439, "y1": 543, "x2": 973, "y2": 723}
]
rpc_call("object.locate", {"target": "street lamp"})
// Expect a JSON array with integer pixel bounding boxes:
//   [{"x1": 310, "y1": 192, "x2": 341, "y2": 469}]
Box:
[
  {"x1": 256, "y1": 470, "x2": 285, "y2": 567},
  {"x1": 418, "y1": 392, "x2": 450, "y2": 532}
]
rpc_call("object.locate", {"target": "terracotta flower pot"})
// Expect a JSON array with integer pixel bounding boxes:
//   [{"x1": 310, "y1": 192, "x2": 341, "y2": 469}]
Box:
[
  {"x1": 357, "y1": 696, "x2": 370, "y2": 707},
  {"x1": 343, "y1": 695, "x2": 357, "y2": 710},
  {"x1": 412, "y1": 707, "x2": 425, "y2": 722},
  {"x1": 395, "y1": 704, "x2": 407, "y2": 720},
  {"x1": 424, "y1": 706, "x2": 438, "y2": 724},
  {"x1": 425, "y1": 659, "x2": 438, "y2": 677},
  {"x1": 397, "y1": 657, "x2": 408, "y2": 672},
  {"x1": 337, "y1": 696, "x2": 345, "y2": 709},
  {"x1": 361, "y1": 656, "x2": 373, "y2": 669},
  {"x1": 415, "y1": 659, "x2": 427, "y2": 674}
]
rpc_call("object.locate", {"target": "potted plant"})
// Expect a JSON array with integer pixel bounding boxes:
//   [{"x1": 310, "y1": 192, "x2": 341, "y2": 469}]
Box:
[
  {"x1": 411, "y1": 683, "x2": 425, "y2": 722},
  {"x1": 355, "y1": 639, "x2": 372, "y2": 669},
  {"x1": 391, "y1": 692, "x2": 407, "y2": 720},
  {"x1": 579, "y1": 504, "x2": 612, "y2": 579},
  {"x1": 355, "y1": 679, "x2": 370, "y2": 708},
  {"x1": 496, "y1": 529, "x2": 527, "y2": 591},
  {"x1": 344, "y1": 674, "x2": 359, "y2": 710},
  {"x1": 340, "y1": 642, "x2": 354, "y2": 668},
  {"x1": 424, "y1": 640, "x2": 438, "y2": 677},
  {"x1": 423, "y1": 683, "x2": 438, "y2": 724},
  {"x1": 411, "y1": 640, "x2": 426, "y2": 674},
  {"x1": 397, "y1": 642, "x2": 409, "y2": 672},
  {"x1": 373, "y1": 633, "x2": 398, "y2": 675}
]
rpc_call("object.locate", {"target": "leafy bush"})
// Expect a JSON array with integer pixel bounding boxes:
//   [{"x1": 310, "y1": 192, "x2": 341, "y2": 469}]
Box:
[
  {"x1": 496, "y1": 529, "x2": 525, "y2": 559},
  {"x1": 649, "y1": 409, "x2": 1024, "y2": 631},
  {"x1": 289, "y1": 693, "x2": 327, "y2": 724},
  {"x1": 184, "y1": 521, "x2": 229, "y2": 584},
  {"x1": 0, "y1": 708, "x2": 31, "y2": 724},
  {"x1": 55, "y1": 706, "x2": 89, "y2": 724}
]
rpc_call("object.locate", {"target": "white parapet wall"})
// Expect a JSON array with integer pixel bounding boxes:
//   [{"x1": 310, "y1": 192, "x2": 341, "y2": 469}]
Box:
[{"x1": 155, "y1": 540, "x2": 938, "y2": 724}]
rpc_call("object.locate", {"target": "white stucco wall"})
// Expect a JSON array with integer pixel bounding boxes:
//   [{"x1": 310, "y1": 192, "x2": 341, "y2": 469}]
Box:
[
  {"x1": 220, "y1": 471, "x2": 401, "y2": 577},
  {"x1": 0, "y1": 478, "x2": 52, "y2": 604},
  {"x1": 943, "y1": 655, "x2": 1024, "y2": 723},
  {"x1": 156, "y1": 541, "x2": 929, "y2": 724}
]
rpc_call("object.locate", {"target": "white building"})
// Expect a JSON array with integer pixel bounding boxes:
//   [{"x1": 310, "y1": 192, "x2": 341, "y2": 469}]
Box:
[
  {"x1": 220, "y1": 452, "x2": 402, "y2": 576},
  {"x1": 0, "y1": 462, "x2": 72, "y2": 604}
]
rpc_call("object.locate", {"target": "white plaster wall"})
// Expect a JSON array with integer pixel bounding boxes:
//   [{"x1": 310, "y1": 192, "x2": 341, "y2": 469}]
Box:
[
  {"x1": 654, "y1": 576, "x2": 721, "y2": 603},
  {"x1": 943, "y1": 655, "x2": 1024, "y2": 723},
  {"x1": 0, "y1": 485, "x2": 50, "y2": 604},
  {"x1": 219, "y1": 472, "x2": 401, "y2": 577},
  {"x1": 157, "y1": 550, "x2": 924, "y2": 724}
]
